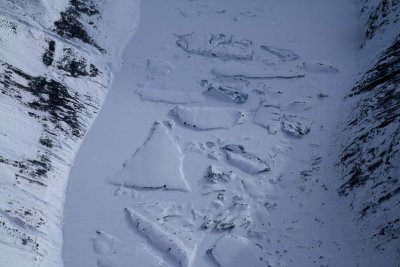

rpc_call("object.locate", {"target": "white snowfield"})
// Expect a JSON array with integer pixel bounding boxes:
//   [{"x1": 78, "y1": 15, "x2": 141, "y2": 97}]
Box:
[{"x1": 0, "y1": 0, "x2": 398, "y2": 267}]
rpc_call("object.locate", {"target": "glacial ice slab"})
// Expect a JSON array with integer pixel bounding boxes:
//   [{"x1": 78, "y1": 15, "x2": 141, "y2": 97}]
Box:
[
  {"x1": 175, "y1": 33, "x2": 254, "y2": 60},
  {"x1": 212, "y1": 61, "x2": 305, "y2": 79},
  {"x1": 125, "y1": 202, "x2": 198, "y2": 267},
  {"x1": 171, "y1": 106, "x2": 247, "y2": 130},
  {"x1": 112, "y1": 122, "x2": 190, "y2": 191},
  {"x1": 222, "y1": 144, "x2": 271, "y2": 174},
  {"x1": 260, "y1": 45, "x2": 300, "y2": 61}
]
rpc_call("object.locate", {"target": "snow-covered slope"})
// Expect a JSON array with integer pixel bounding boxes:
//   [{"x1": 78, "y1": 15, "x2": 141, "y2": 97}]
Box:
[
  {"x1": 0, "y1": 1, "x2": 139, "y2": 266},
  {"x1": 338, "y1": 0, "x2": 400, "y2": 265}
]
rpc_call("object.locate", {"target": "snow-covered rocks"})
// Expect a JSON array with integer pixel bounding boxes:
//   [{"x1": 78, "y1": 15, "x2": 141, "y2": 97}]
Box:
[
  {"x1": 205, "y1": 165, "x2": 236, "y2": 183},
  {"x1": 212, "y1": 60, "x2": 305, "y2": 79},
  {"x1": 125, "y1": 202, "x2": 197, "y2": 267},
  {"x1": 207, "y1": 235, "x2": 270, "y2": 267},
  {"x1": 113, "y1": 122, "x2": 190, "y2": 191},
  {"x1": 303, "y1": 61, "x2": 339, "y2": 73},
  {"x1": 175, "y1": 33, "x2": 254, "y2": 60},
  {"x1": 222, "y1": 144, "x2": 271, "y2": 174},
  {"x1": 261, "y1": 45, "x2": 300, "y2": 61},
  {"x1": 170, "y1": 106, "x2": 247, "y2": 130},
  {"x1": 134, "y1": 87, "x2": 203, "y2": 104},
  {"x1": 281, "y1": 114, "x2": 312, "y2": 138}
]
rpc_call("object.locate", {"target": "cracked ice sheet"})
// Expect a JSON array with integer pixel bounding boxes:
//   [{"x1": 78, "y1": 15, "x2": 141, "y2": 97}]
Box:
[
  {"x1": 125, "y1": 202, "x2": 199, "y2": 267},
  {"x1": 208, "y1": 235, "x2": 271, "y2": 267},
  {"x1": 112, "y1": 122, "x2": 190, "y2": 191},
  {"x1": 175, "y1": 33, "x2": 254, "y2": 60},
  {"x1": 134, "y1": 87, "x2": 203, "y2": 104},
  {"x1": 170, "y1": 106, "x2": 247, "y2": 130},
  {"x1": 212, "y1": 60, "x2": 305, "y2": 79}
]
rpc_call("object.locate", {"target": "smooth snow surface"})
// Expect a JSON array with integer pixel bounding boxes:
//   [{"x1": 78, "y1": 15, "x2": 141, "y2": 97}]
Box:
[{"x1": 63, "y1": 0, "x2": 363, "y2": 266}]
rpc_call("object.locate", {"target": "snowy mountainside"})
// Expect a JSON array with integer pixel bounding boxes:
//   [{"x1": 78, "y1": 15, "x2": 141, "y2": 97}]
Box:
[
  {"x1": 338, "y1": 0, "x2": 400, "y2": 264},
  {"x1": 0, "y1": 0, "x2": 139, "y2": 266}
]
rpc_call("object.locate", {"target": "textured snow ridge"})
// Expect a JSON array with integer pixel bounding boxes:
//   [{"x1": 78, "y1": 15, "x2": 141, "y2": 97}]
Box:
[
  {"x1": 207, "y1": 235, "x2": 271, "y2": 267},
  {"x1": 0, "y1": 0, "x2": 140, "y2": 266},
  {"x1": 135, "y1": 87, "x2": 203, "y2": 104},
  {"x1": 125, "y1": 203, "x2": 198, "y2": 267},
  {"x1": 113, "y1": 122, "x2": 190, "y2": 191},
  {"x1": 171, "y1": 106, "x2": 247, "y2": 130},
  {"x1": 175, "y1": 33, "x2": 254, "y2": 61}
]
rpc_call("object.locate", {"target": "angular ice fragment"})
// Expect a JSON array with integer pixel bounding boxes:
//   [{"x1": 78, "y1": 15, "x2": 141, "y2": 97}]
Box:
[
  {"x1": 212, "y1": 60, "x2": 305, "y2": 79},
  {"x1": 303, "y1": 61, "x2": 339, "y2": 73},
  {"x1": 208, "y1": 235, "x2": 270, "y2": 267},
  {"x1": 261, "y1": 45, "x2": 300, "y2": 61},
  {"x1": 93, "y1": 231, "x2": 169, "y2": 267},
  {"x1": 134, "y1": 87, "x2": 202, "y2": 104},
  {"x1": 254, "y1": 101, "x2": 281, "y2": 134},
  {"x1": 171, "y1": 106, "x2": 247, "y2": 130},
  {"x1": 281, "y1": 114, "x2": 312, "y2": 138},
  {"x1": 112, "y1": 122, "x2": 190, "y2": 191},
  {"x1": 125, "y1": 203, "x2": 197, "y2": 267},
  {"x1": 222, "y1": 144, "x2": 271, "y2": 174},
  {"x1": 175, "y1": 33, "x2": 254, "y2": 60},
  {"x1": 204, "y1": 85, "x2": 248, "y2": 104}
]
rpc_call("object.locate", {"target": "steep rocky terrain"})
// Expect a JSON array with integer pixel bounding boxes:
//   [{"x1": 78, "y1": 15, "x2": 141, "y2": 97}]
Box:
[
  {"x1": 338, "y1": 0, "x2": 400, "y2": 265},
  {"x1": 0, "y1": 0, "x2": 139, "y2": 266}
]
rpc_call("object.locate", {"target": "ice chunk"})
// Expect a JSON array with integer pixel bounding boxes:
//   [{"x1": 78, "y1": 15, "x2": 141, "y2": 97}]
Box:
[
  {"x1": 205, "y1": 165, "x2": 236, "y2": 183},
  {"x1": 208, "y1": 235, "x2": 270, "y2": 267},
  {"x1": 281, "y1": 114, "x2": 312, "y2": 138},
  {"x1": 303, "y1": 61, "x2": 339, "y2": 73},
  {"x1": 204, "y1": 85, "x2": 248, "y2": 104},
  {"x1": 212, "y1": 60, "x2": 305, "y2": 79},
  {"x1": 222, "y1": 144, "x2": 271, "y2": 174},
  {"x1": 285, "y1": 101, "x2": 313, "y2": 112},
  {"x1": 112, "y1": 122, "x2": 190, "y2": 191},
  {"x1": 254, "y1": 101, "x2": 281, "y2": 134},
  {"x1": 125, "y1": 202, "x2": 198, "y2": 267},
  {"x1": 171, "y1": 106, "x2": 247, "y2": 130},
  {"x1": 92, "y1": 231, "x2": 169, "y2": 267},
  {"x1": 175, "y1": 33, "x2": 254, "y2": 60},
  {"x1": 134, "y1": 87, "x2": 202, "y2": 104},
  {"x1": 146, "y1": 57, "x2": 174, "y2": 76},
  {"x1": 261, "y1": 45, "x2": 300, "y2": 61}
]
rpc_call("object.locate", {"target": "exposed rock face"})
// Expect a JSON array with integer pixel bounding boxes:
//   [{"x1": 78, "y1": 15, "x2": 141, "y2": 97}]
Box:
[
  {"x1": 339, "y1": 0, "x2": 400, "y2": 263},
  {"x1": 0, "y1": 0, "x2": 139, "y2": 266}
]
